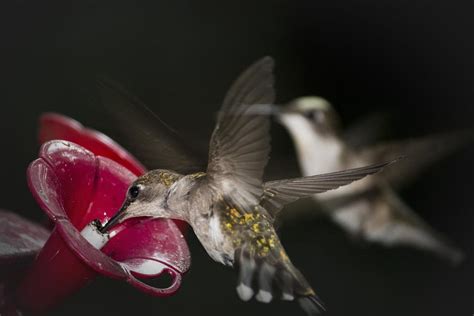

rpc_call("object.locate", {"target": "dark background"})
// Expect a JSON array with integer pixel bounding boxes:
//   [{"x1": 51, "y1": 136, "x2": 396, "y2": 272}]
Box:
[{"x1": 0, "y1": 1, "x2": 473, "y2": 315}]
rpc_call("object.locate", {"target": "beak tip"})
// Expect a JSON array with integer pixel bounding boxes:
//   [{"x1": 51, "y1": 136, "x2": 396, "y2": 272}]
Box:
[
  {"x1": 100, "y1": 201, "x2": 130, "y2": 233},
  {"x1": 99, "y1": 216, "x2": 119, "y2": 233},
  {"x1": 98, "y1": 221, "x2": 109, "y2": 233}
]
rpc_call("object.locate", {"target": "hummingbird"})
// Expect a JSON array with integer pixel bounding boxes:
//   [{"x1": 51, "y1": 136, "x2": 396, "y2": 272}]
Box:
[
  {"x1": 275, "y1": 96, "x2": 471, "y2": 263},
  {"x1": 98, "y1": 57, "x2": 397, "y2": 315}
]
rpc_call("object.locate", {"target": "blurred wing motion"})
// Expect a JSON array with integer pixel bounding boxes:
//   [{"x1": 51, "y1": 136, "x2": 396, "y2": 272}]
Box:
[
  {"x1": 97, "y1": 77, "x2": 207, "y2": 174},
  {"x1": 261, "y1": 160, "x2": 397, "y2": 215},
  {"x1": 207, "y1": 57, "x2": 274, "y2": 208},
  {"x1": 343, "y1": 110, "x2": 393, "y2": 148},
  {"x1": 363, "y1": 187, "x2": 464, "y2": 264},
  {"x1": 359, "y1": 130, "x2": 474, "y2": 188}
]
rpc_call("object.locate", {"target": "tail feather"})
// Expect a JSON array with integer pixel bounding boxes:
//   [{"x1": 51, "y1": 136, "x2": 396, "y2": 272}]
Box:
[
  {"x1": 299, "y1": 295, "x2": 327, "y2": 316},
  {"x1": 235, "y1": 248, "x2": 326, "y2": 315},
  {"x1": 255, "y1": 262, "x2": 276, "y2": 303},
  {"x1": 276, "y1": 269, "x2": 295, "y2": 301},
  {"x1": 236, "y1": 251, "x2": 256, "y2": 301},
  {"x1": 286, "y1": 265, "x2": 327, "y2": 315}
]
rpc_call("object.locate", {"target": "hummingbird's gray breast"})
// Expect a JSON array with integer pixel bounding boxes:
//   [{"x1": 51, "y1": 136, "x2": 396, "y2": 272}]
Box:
[
  {"x1": 189, "y1": 192, "x2": 285, "y2": 267},
  {"x1": 189, "y1": 209, "x2": 235, "y2": 265}
]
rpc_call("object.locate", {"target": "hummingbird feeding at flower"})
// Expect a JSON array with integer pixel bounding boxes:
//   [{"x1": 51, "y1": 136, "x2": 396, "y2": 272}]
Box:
[
  {"x1": 99, "y1": 57, "x2": 397, "y2": 315},
  {"x1": 275, "y1": 96, "x2": 472, "y2": 263}
]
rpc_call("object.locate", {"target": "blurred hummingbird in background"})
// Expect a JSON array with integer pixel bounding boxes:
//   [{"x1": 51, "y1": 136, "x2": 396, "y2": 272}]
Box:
[
  {"x1": 98, "y1": 57, "x2": 397, "y2": 315},
  {"x1": 275, "y1": 96, "x2": 472, "y2": 264}
]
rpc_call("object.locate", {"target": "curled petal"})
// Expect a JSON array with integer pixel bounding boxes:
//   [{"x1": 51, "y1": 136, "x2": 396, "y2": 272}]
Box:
[
  {"x1": 57, "y1": 219, "x2": 187, "y2": 296},
  {"x1": 28, "y1": 141, "x2": 98, "y2": 227},
  {"x1": 39, "y1": 113, "x2": 146, "y2": 176},
  {"x1": 104, "y1": 217, "x2": 191, "y2": 275}
]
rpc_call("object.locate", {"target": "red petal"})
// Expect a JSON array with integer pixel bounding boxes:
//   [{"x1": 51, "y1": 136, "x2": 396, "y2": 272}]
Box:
[
  {"x1": 39, "y1": 113, "x2": 146, "y2": 176},
  {"x1": 103, "y1": 217, "x2": 191, "y2": 275},
  {"x1": 78, "y1": 156, "x2": 137, "y2": 230},
  {"x1": 30, "y1": 141, "x2": 98, "y2": 227},
  {"x1": 57, "y1": 219, "x2": 187, "y2": 296}
]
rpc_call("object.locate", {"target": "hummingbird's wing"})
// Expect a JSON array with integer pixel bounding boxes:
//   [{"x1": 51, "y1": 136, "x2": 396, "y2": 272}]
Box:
[
  {"x1": 207, "y1": 57, "x2": 274, "y2": 209},
  {"x1": 343, "y1": 110, "x2": 392, "y2": 148},
  {"x1": 365, "y1": 187, "x2": 464, "y2": 264},
  {"x1": 260, "y1": 160, "x2": 396, "y2": 216},
  {"x1": 96, "y1": 77, "x2": 207, "y2": 174},
  {"x1": 358, "y1": 130, "x2": 474, "y2": 188}
]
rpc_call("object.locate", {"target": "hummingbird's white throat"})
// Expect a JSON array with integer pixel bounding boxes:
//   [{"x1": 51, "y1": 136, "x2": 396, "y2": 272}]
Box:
[{"x1": 278, "y1": 113, "x2": 343, "y2": 176}]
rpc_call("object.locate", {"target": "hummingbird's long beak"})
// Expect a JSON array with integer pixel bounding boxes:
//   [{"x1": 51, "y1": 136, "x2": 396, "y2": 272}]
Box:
[{"x1": 99, "y1": 200, "x2": 131, "y2": 233}]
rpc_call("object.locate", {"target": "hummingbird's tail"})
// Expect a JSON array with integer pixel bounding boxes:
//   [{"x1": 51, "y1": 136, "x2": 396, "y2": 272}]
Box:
[
  {"x1": 280, "y1": 262, "x2": 326, "y2": 315},
  {"x1": 235, "y1": 247, "x2": 326, "y2": 315}
]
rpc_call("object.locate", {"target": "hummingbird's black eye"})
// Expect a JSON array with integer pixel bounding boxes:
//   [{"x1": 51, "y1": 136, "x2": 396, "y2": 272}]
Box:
[
  {"x1": 304, "y1": 111, "x2": 315, "y2": 120},
  {"x1": 128, "y1": 185, "x2": 141, "y2": 200}
]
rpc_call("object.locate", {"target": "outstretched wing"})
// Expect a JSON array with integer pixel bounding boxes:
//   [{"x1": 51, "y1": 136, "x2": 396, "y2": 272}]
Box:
[
  {"x1": 207, "y1": 57, "x2": 275, "y2": 208},
  {"x1": 97, "y1": 77, "x2": 207, "y2": 174},
  {"x1": 358, "y1": 130, "x2": 473, "y2": 188},
  {"x1": 260, "y1": 160, "x2": 396, "y2": 215}
]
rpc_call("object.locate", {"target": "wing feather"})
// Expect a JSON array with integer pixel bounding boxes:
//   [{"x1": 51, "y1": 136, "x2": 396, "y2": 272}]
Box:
[
  {"x1": 261, "y1": 160, "x2": 397, "y2": 215},
  {"x1": 359, "y1": 130, "x2": 473, "y2": 188},
  {"x1": 207, "y1": 57, "x2": 275, "y2": 208},
  {"x1": 96, "y1": 77, "x2": 206, "y2": 173}
]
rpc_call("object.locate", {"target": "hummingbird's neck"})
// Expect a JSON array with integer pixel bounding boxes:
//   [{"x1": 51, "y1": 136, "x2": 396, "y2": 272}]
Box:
[
  {"x1": 279, "y1": 114, "x2": 344, "y2": 175},
  {"x1": 164, "y1": 175, "x2": 200, "y2": 223}
]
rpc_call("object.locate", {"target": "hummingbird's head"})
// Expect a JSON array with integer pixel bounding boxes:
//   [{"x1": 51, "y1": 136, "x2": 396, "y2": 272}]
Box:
[
  {"x1": 100, "y1": 169, "x2": 183, "y2": 232},
  {"x1": 276, "y1": 97, "x2": 341, "y2": 136}
]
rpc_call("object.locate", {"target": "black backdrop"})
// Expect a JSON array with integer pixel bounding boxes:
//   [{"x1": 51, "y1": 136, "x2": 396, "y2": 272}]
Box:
[{"x1": 0, "y1": 1, "x2": 472, "y2": 315}]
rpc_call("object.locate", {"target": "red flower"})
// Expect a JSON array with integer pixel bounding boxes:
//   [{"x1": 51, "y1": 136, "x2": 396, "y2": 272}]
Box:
[{"x1": 1, "y1": 114, "x2": 191, "y2": 314}]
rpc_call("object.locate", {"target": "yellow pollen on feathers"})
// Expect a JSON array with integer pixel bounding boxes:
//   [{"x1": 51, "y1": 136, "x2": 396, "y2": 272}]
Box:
[{"x1": 159, "y1": 172, "x2": 180, "y2": 187}]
